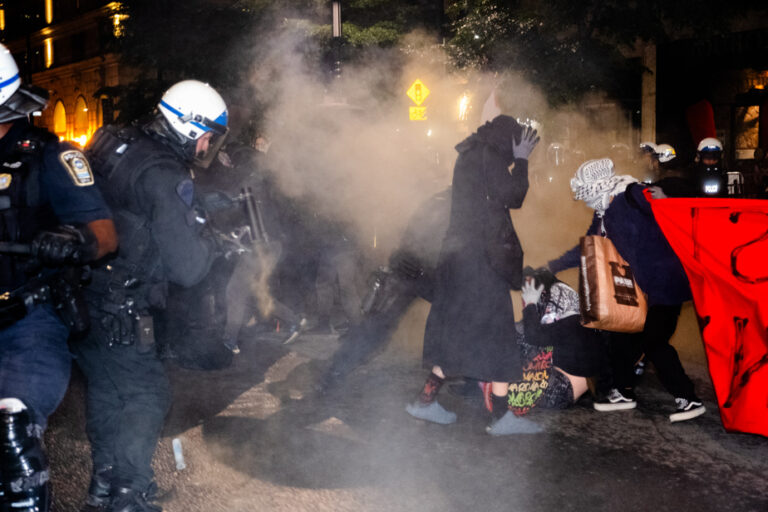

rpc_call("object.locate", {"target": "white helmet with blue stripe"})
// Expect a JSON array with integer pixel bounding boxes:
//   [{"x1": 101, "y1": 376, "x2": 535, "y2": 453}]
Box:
[
  {"x1": 158, "y1": 80, "x2": 228, "y2": 142},
  {"x1": 0, "y1": 43, "x2": 49, "y2": 123},
  {"x1": 0, "y1": 44, "x2": 21, "y2": 106}
]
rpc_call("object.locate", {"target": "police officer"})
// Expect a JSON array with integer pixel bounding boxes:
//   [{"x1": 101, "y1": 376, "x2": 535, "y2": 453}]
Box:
[
  {"x1": 0, "y1": 44, "x2": 118, "y2": 512},
  {"x1": 76, "y1": 80, "x2": 228, "y2": 512},
  {"x1": 693, "y1": 137, "x2": 727, "y2": 197}
]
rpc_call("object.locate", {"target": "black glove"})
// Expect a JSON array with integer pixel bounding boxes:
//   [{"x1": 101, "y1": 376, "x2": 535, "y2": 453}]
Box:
[{"x1": 31, "y1": 225, "x2": 97, "y2": 266}]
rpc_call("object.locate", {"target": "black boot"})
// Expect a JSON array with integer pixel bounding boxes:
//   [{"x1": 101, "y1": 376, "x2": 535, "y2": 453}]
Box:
[
  {"x1": 0, "y1": 399, "x2": 51, "y2": 512},
  {"x1": 80, "y1": 465, "x2": 113, "y2": 511},
  {"x1": 108, "y1": 484, "x2": 162, "y2": 512}
]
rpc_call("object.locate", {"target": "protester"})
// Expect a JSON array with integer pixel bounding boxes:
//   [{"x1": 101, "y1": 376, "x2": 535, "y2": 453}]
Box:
[
  {"x1": 549, "y1": 158, "x2": 705, "y2": 422},
  {"x1": 405, "y1": 111, "x2": 541, "y2": 435},
  {"x1": 504, "y1": 268, "x2": 601, "y2": 414}
]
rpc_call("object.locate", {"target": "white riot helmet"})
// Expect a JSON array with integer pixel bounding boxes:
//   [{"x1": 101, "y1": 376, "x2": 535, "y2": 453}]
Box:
[
  {"x1": 697, "y1": 137, "x2": 723, "y2": 154},
  {"x1": 157, "y1": 80, "x2": 228, "y2": 167},
  {"x1": 0, "y1": 45, "x2": 21, "y2": 105},
  {"x1": 655, "y1": 144, "x2": 676, "y2": 163},
  {"x1": 0, "y1": 43, "x2": 48, "y2": 123}
]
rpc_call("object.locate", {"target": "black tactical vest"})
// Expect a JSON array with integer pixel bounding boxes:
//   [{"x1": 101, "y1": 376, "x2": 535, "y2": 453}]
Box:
[
  {"x1": 85, "y1": 125, "x2": 179, "y2": 301},
  {"x1": 0, "y1": 126, "x2": 58, "y2": 291}
]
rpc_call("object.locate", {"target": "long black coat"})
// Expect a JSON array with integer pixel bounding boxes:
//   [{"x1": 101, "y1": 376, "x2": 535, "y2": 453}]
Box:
[{"x1": 422, "y1": 115, "x2": 528, "y2": 382}]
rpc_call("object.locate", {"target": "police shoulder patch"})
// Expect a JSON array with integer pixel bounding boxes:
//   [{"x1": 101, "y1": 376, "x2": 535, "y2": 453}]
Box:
[{"x1": 59, "y1": 150, "x2": 95, "y2": 187}]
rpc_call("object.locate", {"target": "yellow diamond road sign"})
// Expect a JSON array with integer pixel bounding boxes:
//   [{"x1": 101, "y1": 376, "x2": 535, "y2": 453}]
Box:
[{"x1": 406, "y1": 79, "x2": 430, "y2": 106}]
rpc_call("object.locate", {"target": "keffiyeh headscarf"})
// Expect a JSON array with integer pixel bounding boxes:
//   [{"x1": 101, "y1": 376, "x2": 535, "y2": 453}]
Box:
[{"x1": 570, "y1": 158, "x2": 638, "y2": 216}]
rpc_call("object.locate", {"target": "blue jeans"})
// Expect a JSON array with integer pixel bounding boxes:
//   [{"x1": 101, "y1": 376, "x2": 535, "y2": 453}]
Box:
[{"x1": 0, "y1": 304, "x2": 71, "y2": 428}]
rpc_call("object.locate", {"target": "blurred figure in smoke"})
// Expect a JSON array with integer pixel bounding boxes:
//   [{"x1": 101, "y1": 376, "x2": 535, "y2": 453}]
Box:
[
  {"x1": 190, "y1": 125, "x2": 307, "y2": 352},
  {"x1": 638, "y1": 141, "x2": 660, "y2": 182},
  {"x1": 316, "y1": 188, "x2": 451, "y2": 392},
  {"x1": 638, "y1": 141, "x2": 679, "y2": 183},
  {"x1": 405, "y1": 107, "x2": 542, "y2": 435},
  {"x1": 79, "y1": 80, "x2": 228, "y2": 512}
]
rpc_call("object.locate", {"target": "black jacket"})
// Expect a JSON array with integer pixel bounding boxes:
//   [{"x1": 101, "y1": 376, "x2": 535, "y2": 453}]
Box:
[{"x1": 422, "y1": 115, "x2": 529, "y2": 382}]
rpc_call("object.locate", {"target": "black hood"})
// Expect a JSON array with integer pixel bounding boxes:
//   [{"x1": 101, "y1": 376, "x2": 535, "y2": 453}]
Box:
[{"x1": 455, "y1": 115, "x2": 522, "y2": 164}]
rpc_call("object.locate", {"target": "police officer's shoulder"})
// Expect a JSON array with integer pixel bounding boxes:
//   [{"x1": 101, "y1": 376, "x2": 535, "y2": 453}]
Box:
[
  {"x1": 16, "y1": 124, "x2": 96, "y2": 188},
  {"x1": 51, "y1": 139, "x2": 96, "y2": 187}
]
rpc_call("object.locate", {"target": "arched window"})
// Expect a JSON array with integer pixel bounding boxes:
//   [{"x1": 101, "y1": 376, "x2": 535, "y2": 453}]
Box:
[
  {"x1": 74, "y1": 96, "x2": 89, "y2": 146},
  {"x1": 53, "y1": 100, "x2": 67, "y2": 138}
]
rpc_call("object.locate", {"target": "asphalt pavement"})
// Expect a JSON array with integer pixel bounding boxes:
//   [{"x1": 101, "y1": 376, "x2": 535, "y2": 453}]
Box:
[{"x1": 45, "y1": 329, "x2": 768, "y2": 512}]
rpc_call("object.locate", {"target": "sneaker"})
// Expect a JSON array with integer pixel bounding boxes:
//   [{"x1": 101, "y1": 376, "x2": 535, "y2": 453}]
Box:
[
  {"x1": 405, "y1": 401, "x2": 457, "y2": 425},
  {"x1": 282, "y1": 317, "x2": 308, "y2": 345},
  {"x1": 486, "y1": 410, "x2": 544, "y2": 435},
  {"x1": 669, "y1": 397, "x2": 705, "y2": 423},
  {"x1": 593, "y1": 388, "x2": 637, "y2": 411},
  {"x1": 222, "y1": 338, "x2": 240, "y2": 354}
]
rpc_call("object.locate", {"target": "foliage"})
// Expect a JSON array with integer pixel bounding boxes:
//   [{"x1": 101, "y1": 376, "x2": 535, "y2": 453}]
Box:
[
  {"x1": 111, "y1": 0, "x2": 761, "y2": 119},
  {"x1": 443, "y1": 0, "x2": 757, "y2": 105}
]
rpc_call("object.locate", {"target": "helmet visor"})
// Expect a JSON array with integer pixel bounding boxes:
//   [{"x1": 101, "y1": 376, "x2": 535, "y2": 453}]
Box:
[{"x1": 194, "y1": 128, "x2": 228, "y2": 169}]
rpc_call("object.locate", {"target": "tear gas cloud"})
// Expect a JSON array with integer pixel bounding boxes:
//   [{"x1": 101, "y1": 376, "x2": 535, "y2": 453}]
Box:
[
  {"x1": 195, "y1": 16, "x2": 653, "y2": 497},
  {"x1": 244, "y1": 27, "x2": 647, "y2": 275}
]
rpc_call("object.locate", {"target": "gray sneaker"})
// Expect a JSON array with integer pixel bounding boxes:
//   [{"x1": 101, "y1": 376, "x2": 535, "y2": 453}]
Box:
[
  {"x1": 486, "y1": 410, "x2": 543, "y2": 435},
  {"x1": 669, "y1": 397, "x2": 705, "y2": 422},
  {"x1": 405, "y1": 401, "x2": 457, "y2": 425}
]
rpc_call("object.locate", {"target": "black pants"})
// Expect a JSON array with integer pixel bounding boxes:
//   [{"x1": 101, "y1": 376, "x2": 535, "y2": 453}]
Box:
[
  {"x1": 73, "y1": 319, "x2": 171, "y2": 491},
  {"x1": 607, "y1": 304, "x2": 696, "y2": 400}
]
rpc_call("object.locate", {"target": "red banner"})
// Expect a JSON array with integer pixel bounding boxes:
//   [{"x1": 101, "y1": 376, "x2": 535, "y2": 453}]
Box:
[{"x1": 651, "y1": 198, "x2": 768, "y2": 437}]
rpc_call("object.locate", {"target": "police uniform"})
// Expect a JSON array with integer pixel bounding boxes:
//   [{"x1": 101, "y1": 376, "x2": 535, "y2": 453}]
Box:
[
  {"x1": 74, "y1": 123, "x2": 216, "y2": 496},
  {"x1": 0, "y1": 119, "x2": 111, "y2": 429}
]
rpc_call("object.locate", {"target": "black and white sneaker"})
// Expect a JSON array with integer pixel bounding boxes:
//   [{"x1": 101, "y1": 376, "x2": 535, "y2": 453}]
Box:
[
  {"x1": 669, "y1": 397, "x2": 705, "y2": 422},
  {"x1": 593, "y1": 388, "x2": 637, "y2": 411}
]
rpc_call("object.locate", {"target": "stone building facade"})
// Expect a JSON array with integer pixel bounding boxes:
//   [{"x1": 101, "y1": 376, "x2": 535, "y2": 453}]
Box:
[{"x1": 1, "y1": 1, "x2": 126, "y2": 146}]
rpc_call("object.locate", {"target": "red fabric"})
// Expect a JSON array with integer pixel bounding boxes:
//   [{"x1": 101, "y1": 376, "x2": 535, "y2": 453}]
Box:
[
  {"x1": 685, "y1": 100, "x2": 717, "y2": 146},
  {"x1": 651, "y1": 198, "x2": 768, "y2": 437}
]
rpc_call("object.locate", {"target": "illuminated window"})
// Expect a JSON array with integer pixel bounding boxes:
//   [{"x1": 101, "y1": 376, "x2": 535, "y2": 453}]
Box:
[
  {"x1": 53, "y1": 100, "x2": 67, "y2": 138},
  {"x1": 45, "y1": 0, "x2": 53, "y2": 24},
  {"x1": 44, "y1": 38, "x2": 53, "y2": 68},
  {"x1": 74, "y1": 96, "x2": 89, "y2": 146},
  {"x1": 0, "y1": 9, "x2": 5, "y2": 32}
]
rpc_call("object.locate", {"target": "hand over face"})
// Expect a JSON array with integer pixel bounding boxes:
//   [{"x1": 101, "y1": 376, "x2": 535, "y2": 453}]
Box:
[{"x1": 513, "y1": 125, "x2": 541, "y2": 161}]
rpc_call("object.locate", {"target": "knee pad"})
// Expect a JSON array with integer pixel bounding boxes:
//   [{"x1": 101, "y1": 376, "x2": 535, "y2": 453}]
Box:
[{"x1": 0, "y1": 398, "x2": 50, "y2": 512}]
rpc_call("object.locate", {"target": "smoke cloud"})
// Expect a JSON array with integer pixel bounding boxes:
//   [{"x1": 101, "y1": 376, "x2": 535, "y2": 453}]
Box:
[{"x1": 242, "y1": 24, "x2": 645, "y2": 277}]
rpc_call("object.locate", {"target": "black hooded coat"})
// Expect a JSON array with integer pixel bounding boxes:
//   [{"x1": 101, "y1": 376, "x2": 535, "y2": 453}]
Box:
[{"x1": 422, "y1": 115, "x2": 527, "y2": 382}]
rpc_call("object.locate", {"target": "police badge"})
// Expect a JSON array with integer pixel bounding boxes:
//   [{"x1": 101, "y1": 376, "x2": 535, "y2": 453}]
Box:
[{"x1": 59, "y1": 150, "x2": 95, "y2": 187}]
